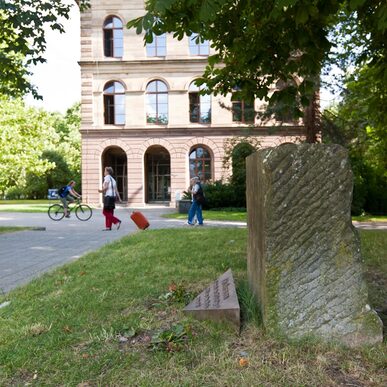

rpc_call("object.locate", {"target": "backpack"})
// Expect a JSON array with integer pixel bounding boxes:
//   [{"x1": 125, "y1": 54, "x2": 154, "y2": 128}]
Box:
[
  {"x1": 58, "y1": 186, "x2": 67, "y2": 198},
  {"x1": 194, "y1": 183, "x2": 206, "y2": 205}
]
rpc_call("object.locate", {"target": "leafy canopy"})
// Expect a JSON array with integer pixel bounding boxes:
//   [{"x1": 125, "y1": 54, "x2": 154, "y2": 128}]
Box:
[
  {"x1": 0, "y1": 98, "x2": 81, "y2": 198},
  {"x1": 0, "y1": 0, "x2": 89, "y2": 98},
  {"x1": 128, "y1": 0, "x2": 386, "y2": 120}
]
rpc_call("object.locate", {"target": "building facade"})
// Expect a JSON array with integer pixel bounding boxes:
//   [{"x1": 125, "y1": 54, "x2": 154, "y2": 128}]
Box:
[{"x1": 79, "y1": 0, "x2": 305, "y2": 207}]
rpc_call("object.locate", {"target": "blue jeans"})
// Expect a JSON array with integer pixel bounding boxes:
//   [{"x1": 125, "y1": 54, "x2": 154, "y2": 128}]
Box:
[{"x1": 188, "y1": 200, "x2": 203, "y2": 225}]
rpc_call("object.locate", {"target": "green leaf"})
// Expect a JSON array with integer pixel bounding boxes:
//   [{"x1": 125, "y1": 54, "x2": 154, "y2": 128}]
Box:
[
  {"x1": 295, "y1": 7, "x2": 309, "y2": 24},
  {"x1": 349, "y1": 0, "x2": 366, "y2": 11}
]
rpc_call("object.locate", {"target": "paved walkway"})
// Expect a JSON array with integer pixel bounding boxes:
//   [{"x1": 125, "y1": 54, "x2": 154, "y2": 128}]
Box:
[{"x1": 0, "y1": 208, "x2": 385, "y2": 294}]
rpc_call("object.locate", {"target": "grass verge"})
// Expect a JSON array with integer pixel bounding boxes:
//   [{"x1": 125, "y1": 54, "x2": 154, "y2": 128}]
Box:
[
  {"x1": 352, "y1": 215, "x2": 387, "y2": 222},
  {"x1": 0, "y1": 229, "x2": 385, "y2": 385},
  {"x1": 163, "y1": 209, "x2": 247, "y2": 222},
  {"x1": 0, "y1": 200, "x2": 51, "y2": 213},
  {"x1": 0, "y1": 226, "x2": 34, "y2": 234},
  {"x1": 166, "y1": 210, "x2": 387, "y2": 223}
]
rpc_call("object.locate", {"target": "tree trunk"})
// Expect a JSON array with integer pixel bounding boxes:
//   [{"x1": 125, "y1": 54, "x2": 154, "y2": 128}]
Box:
[{"x1": 303, "y1": 88, "x2": 321, "y2": 143}]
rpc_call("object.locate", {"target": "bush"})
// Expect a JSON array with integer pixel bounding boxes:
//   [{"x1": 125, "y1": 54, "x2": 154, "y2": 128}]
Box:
[
  {"x1": 5, "y1": 186, "x2": 25, "y2": 200},
  {"x1": 203, "y1": 180, "x2": 245, "y2": 209},
  {"x1": 350, "y1": 153, "x2": 387, "y2": 215}
]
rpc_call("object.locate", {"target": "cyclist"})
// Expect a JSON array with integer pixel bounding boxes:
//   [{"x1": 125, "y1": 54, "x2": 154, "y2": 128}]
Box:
[{"x1": 59, "y1": 180, "x2": 81, "y2": 218}]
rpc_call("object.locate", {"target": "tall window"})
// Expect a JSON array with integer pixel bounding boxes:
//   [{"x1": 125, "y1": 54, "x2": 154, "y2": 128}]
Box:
[
  {"x1": 189, "y1": 33, "x2": 209, "y2": 56},
  {"x1": 146, "y1": 33, "x2": 166, "y2": 57},
  {"x1": 104, "y1": 81, "x2": 125, "y2": 125},
  {"x1": 232, "y1": 100, "x2": 255, "y2": 123},
  {"x1": 189, "y1": 146, "x2": 212, "y2": 182},
  {"x1": 189, "y1": 82, "x2": 211, "y2": 123},
  {"x1": 103, "y1": 16, "x2": 123, "y2": 58},
  {"x1": 146, "y1": 80, "x2": 168, "y2": 124}
]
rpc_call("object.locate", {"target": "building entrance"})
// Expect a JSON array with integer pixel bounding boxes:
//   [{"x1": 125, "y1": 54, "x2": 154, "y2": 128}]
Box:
[
  {"x1": 145, "y1": 146, "x2": 171, "y2": 203},
  {"x1": 102, "y1": 146, "x2": 128, "y2": 202}
]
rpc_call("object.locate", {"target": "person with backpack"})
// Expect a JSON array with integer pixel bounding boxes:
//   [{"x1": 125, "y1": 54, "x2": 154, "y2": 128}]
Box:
[
  {"x1": 58, "y1": 181, "x2": 81, "y2": 218},
  {"x1": 187, "y1": 176, "x2": 205, "y2": 226},
  {"x1": 98, "y1": 166, "x2": 122, "y2": 231}
]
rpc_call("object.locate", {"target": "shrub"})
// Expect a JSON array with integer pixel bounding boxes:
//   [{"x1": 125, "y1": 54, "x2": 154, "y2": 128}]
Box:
[{"x1": 203, "y1": 180, "x2": 245, "y2": 209}]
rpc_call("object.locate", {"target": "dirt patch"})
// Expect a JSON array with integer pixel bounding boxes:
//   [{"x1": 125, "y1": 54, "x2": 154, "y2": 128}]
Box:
[
  {"x1": 118, "y1": 330, "x2": 153, "y2": 351},
  {"x1": 325, "y1": 364, "x2": 366, "y2": 386}
]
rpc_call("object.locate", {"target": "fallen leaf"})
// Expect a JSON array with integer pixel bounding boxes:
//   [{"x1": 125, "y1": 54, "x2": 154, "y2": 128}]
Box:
[{"x1": 239, "y1": 358, "x2": 249, "y2": 367}]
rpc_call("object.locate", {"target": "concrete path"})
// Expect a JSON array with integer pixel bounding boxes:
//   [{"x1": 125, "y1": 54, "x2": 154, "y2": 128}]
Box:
[{"x1": 0, "y1": 208, "x2": 385, "y2": 294}]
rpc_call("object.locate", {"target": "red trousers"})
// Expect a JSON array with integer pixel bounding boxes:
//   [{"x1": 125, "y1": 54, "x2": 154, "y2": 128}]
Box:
[{"x1": 103, "y1": 208, "x2": 120, "y2": 229}]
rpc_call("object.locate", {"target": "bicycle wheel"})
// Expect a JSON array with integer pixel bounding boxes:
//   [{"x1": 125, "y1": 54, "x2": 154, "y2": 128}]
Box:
[
  {"x1": 48, "y1": 204, "x2": 65, "y2": 221},
  {"x1": 75, "y1": 204, "x2": 92, "y2": 221}
]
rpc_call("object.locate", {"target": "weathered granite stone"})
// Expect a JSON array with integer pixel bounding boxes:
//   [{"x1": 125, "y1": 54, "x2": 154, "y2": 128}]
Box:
[
  {"x1": 183, "y1": 269, "x2": 240, "y2": 330},
  {"x1": 246, "y1": 143, "x2": 383, "y2": 346}
]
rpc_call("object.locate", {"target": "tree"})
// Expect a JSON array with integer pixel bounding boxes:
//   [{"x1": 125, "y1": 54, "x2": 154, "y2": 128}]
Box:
[
  {"x1": 322, "y1": 64, "x2": 387, "y2": 215},
  {"x1": 0, "y1": 97, "x2": 59, "y2": 195},
  {"x1": 51, "y1": 102, "x2": 82, "y2": 179},
  {"x1": 0, "y1": 98, "x2": 81, "y2": 198},
  {"x1": 128, "y1": 0, "x2": 386, "y2": 141},
  {"x1": 0, "y1": 0, "x2": 89, "y2": 98},
  {"x1": 22, "y1": 103, "x2": 82, "y2": 198}
]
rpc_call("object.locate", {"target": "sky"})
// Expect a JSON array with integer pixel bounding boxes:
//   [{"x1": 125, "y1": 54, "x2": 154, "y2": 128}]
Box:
[
  {"x1": 24, "y1": 3, "x2": 81, "y2": 114},
  {"x1": 24, "y1": 3, "x2": 338, "y2": 114}
]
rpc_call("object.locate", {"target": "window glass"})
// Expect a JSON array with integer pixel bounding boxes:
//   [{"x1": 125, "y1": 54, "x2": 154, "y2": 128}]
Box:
[
  {"x1": 113, "y1": 17, "x2": 123, "y2": 28},
  {"x1": 232, "y1": 100, "x2": 254, "y2": 123},
  {"x1": 146, "y1": 80, "x2": 168, "y2": 125},
  {"x1": 104, "y1": 17, "x2": 113, "y2": 29},
  {"x1": 189, "y1": 146, "x2": 212, "y2": 182},
  {"x1": 103, "y1": 16, "x2": 123, "y2": 58},
  {"x1": 146, "y1": 33, "x2": 167, "y2": 57},
  {"x1": 189, "y1": 81, "x2": 211, "y2": 123},
  {"x1": 104, "y1": 81, "x2": 125, "y2": 125},
  {"x1": 189, "y1": 33, "x2": 209, "y2": 56}
]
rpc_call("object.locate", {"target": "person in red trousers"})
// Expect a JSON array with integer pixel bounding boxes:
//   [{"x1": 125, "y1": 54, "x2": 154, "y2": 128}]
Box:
[{"x1": 98, "y1": 166, "x2": 122, "y2": 231}]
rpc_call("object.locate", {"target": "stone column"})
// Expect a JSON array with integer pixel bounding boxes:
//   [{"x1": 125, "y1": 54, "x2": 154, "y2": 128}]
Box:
[{"x1": 246, "y1": 143, "x2": 383, "y2": 346}]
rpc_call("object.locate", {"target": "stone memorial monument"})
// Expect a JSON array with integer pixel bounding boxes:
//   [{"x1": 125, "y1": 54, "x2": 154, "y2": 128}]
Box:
[
  {"x1": 246, "y1": 143, "x2": 383, "y2": 346},
  {"x1": 183, "y1": 269, "x2": 240, "y2": 330}
]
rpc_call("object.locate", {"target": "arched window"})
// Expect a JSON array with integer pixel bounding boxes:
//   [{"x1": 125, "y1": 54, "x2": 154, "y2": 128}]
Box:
[
  {"x1": 103, "y1": 16, "x2": 123, "y2": 58},
  {"x1": 189, "y1": 82, "x2": 211, "y2": 123},
  {"x1": 146, "y1": 80, "x2": 168, "y2": 124},
  {"x1": 103, "y1": 81, "x2": 125, "y2": 125},
  {"x1": 189, "y1": 146, "x2": 212, "y2": 182},
  {"x1": 146, "y1": 33, "x2": 166, "y2": 57},
  {"x1": 189, "y1": 33, "x2": 209, "y2": 56}
]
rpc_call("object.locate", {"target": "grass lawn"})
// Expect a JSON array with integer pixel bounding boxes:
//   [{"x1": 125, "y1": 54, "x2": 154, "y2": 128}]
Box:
[
  {"x1": 0, "y1": 200, "x2": 51, "y2": 213},
  {"x1": 164, "y1": 209, "x2": 247, "y2": 222},
  {"x1": 0, "y1": 226, "x2": 33, "y2": 234},
  {"x1": 352, "y1": 215, "x2": 387, "y2": 222},
  {"x1": 165, "y1": 210, "x2": 387, "y2": 223},
  {"x1": 0, "y1": 228, "x2": 385, "y2": 385}
]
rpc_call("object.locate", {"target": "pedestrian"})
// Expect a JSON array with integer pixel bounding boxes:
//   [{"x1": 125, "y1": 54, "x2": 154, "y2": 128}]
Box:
[
  {"x1": 58, "y1": 180, "x2": 81, "y2": 218},
  {"x1": 187, "y1": 176, "x2": 205, "y2": 226},
  {"x1": 98, "y1": 166, "x2": 122, "y2": 231}
]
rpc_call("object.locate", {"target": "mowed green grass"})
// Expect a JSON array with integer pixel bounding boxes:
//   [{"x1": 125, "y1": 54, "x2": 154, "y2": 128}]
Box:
[
  {"x1": 163, "y1": 209, "x2": 247, "y2": 222},
  {"x1": 0, "y1": 228, "x2": 385, "y2": 386},
  {"x1": 0, "y1": 227, "x2": 32, "y2": 234},
  {"x1": 164, "y1": 210, "x2": 387, "y2": 223},
  {"x1": 0, "y1": 200, "x2": 51, "y2": 213}
]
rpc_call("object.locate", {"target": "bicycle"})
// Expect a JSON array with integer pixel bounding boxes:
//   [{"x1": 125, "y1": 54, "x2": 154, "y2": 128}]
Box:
[{"x1": 48, "y1": 198, "x2": 93, "y2": 221}]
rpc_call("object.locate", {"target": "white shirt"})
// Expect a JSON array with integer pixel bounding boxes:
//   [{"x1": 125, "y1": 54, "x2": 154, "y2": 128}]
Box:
[{"x1": 104, "y1": 175, "x2": 117, "y2": 197}]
